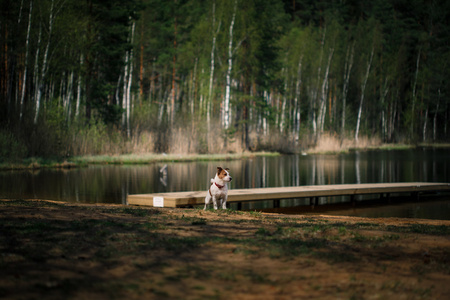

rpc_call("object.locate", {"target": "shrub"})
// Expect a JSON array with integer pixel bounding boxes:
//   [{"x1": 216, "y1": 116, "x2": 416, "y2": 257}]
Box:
[{"x1": 0, "y1": 130, "x2": 28, "y2": 162}]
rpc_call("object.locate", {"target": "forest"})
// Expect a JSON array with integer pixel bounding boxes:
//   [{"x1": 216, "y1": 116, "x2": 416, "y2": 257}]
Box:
[{"x1": 1, "y1": 0, "x2": 449, "y2": 159}]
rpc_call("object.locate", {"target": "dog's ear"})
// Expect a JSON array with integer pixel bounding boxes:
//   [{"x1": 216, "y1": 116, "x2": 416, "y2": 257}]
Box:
[
  {"x1": 225, "y1": 168, "x2": 229, "y2": 171},
  {"x1": 217, "y1": 167, "x2": 223, "y2": 173}
]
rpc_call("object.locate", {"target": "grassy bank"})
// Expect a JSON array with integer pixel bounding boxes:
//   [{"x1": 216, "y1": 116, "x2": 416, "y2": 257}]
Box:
[
  {"x1": 0, "y1": 157, "x2": 80, "y2": 171},
  {"x1": 1, "y1": 199, "x2": 449, "y2": 299},
  {"x1": 1, "y1": 140, "x2": 449, "y2": 170},
  {"x1": 0, "y1": 151, "x2": 279, "y2": 170},
  {"x1": 70, "y1": 151, "x2": 280, "y2": 165}
]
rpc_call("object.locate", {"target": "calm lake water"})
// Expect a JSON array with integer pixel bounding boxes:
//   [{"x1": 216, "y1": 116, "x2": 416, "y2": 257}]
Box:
[{"x1": 1, "y1": 148, "x2": 449, "y2": 219}]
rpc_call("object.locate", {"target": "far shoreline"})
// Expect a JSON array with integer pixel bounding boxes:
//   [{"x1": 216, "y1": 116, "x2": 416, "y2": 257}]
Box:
[
  {"x1": 1, "y1": 142, "x2": 449, "y2": 171},
  {"x1": 0, "y1": 151, "x2": 279, "y2": 171}
]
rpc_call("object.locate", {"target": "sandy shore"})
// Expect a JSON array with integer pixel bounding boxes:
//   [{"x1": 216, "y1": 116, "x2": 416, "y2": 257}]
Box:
[{"x1": 1, "y1": 199, "x2": 449, "y2": 299}]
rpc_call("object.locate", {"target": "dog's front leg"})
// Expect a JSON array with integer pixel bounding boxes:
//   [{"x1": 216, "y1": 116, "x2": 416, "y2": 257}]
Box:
[
  {"x1": 212, "y1": 196, "x2": 218, "y2": 210},
  {"x1": 204, "y1": 194, "x2": 211, "y2": 210},
  {"x1": 222, "y1": 196, "x2": 227, "y2": 209}
]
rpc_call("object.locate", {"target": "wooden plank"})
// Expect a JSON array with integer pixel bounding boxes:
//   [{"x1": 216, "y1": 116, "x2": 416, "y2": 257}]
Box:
[{"x1": 127, "y1": 182, "x2": 450, "y2": 208}]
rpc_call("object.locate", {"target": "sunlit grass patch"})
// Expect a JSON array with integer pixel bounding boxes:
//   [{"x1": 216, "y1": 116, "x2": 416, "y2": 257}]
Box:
[
  {"x1": 70, "y1": 151, "x2": 280, "y2": 165},
  {"x1": 250, "y1": 226, "x2": 328, "y2": 259},
  {"x1": 386, "y1": 224, "x2": 449, "y2": 235},
  {"x1": 243, "y1": 269, "x2": 272, "y2": 284},
  {"x1": 255, "y1": 227, "x2": 272, "y2": 236},
  {"x1": 377, "y1": 144, "x2": 414, "y2": 150},
  {"x1": 217, "y1": 270, "x2": 238, "y2": 282},
  {"x1": 191, "y1": 218, "x2": 207, "y2": 225},
  {"x1": 120, "y1": 207, "x2": 155, "y2": 217},
  {"x1": 0, "y1": 199, "x2": 63, "y2": 208}
]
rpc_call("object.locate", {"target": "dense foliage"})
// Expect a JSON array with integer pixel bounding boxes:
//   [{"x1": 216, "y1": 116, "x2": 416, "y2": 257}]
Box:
[{"x1": 1, "y1": 0, "x2": 449, "y2": 158}]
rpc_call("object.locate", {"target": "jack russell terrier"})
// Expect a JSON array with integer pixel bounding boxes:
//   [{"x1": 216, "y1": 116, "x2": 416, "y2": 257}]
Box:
[{"x1": 204, "y1": 167, "x2": 232, "y2": 210}]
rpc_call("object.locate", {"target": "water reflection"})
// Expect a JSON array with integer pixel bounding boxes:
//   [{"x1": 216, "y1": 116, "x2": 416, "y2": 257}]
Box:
[{"x1": 0, "y1": 148, "x2": 449, "y2": 207}]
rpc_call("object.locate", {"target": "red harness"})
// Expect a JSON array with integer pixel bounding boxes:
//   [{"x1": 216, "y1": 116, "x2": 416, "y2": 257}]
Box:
[
  {"x1": 214, "y1": 182, "x2": 224, "y2": 189},
  {"x1": 209, "y1": 182, "x2": 224, "y2": 196}
]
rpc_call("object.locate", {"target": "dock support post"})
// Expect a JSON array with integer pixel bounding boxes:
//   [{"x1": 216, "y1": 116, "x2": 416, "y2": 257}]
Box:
[
  {"x1": 273, "y1": 199, "x2": 280, "y2": 208},
  {"x1": 380, "y1": 193, "x2": 391, "y2": 203},
  {"x1": 412, "y1": 192, "x2": 420, "y2": 201},
  {"x1": 351, "y1": 195, "x2": 356, "y2": 206},
  {"x1": 237, "y1": 202, "x2": 242, "y2": 210},
  {"x1": 309, "y1": 197, "x2": 319, "y2": 207}
]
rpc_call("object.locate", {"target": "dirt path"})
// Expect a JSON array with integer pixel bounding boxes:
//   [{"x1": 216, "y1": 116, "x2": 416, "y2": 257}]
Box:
[{"x1": 1, "y1": 199, "x2": 449, "y2": 299}]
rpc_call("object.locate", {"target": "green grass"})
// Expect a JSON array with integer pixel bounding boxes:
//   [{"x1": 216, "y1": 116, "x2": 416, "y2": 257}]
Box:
[
  {"x1": 191, "y1": 218, "x2": 207, "y2": 225},
  {"x1": 70, "y1": 152, "x2": 279, "y2": 165},
  {"x1": 0, "y1": 151, "x2": 279, "y2": 170},
  {"x1": 386, "y1": 224, "x2": 449, "y2": 235},
  {"x1": 418, "y1": 143, "x2": 450, "y2": 148},
  {"x1": 375, "y1": 144, "x2": 415, "y2": 150},
  {"x1": 0, "y1": 157, "x2": 80, "y2": 170}
]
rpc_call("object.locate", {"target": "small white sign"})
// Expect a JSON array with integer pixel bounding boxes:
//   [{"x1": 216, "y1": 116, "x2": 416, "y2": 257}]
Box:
[{"x1": 153, "y1": 197, "x2": 164, "y2": 207}]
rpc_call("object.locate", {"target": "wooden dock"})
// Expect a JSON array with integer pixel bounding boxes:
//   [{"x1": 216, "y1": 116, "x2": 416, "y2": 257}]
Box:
[{"x1": 127, "y1": 182, "x2": 450, "y2": 208}]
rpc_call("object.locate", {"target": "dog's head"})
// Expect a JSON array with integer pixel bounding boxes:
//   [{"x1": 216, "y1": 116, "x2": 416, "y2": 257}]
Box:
[{"x1": 217, "y1": 167, "x2": 232, "y2": 182}]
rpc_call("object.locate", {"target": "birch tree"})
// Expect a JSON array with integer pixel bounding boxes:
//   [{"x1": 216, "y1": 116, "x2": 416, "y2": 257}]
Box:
[
  {"x1": 19, "y1": 0, "x2": 32, "y2": 121},
  {"x1": 380, "y1": 77, "x2": 389, "y2": 141},
  {"x1": 355, "y1": 46, "x2": 374, "y2": 142},
  {"x1": 433, "y1": 89, "x2": 440, "y2": 141},
  {"x1": 317, "y1": 47, "x2": 334, "y2": 136},
  {"x1": 34, "y1": 0, "x2": 56, "y2": 124},
  {"x1": 75, "y1": 53, "x2": 83, "y2": 118},
  {"x1": 122, "y1": 20, "x2": 135, "y2": 137},
  {"x1": 293, "y1": 55, "x2": 303, "y2": 137},
  {"x1": 410, "y1": 48, "x2": 421, "y2": 137},
  {"x1": 222, "y1": 0, "x2": 237, "y2": 130},
  {"x1": 1, "y1": 0, "x2": 450, "y2": 157},
  {"x1": 208, "y1": 0, "x2": 220, "y2": 136},
  {"x1": 310, "y1": 27, "x2": 326, "y2": 138},
  {"x1": 341, "y1": 41, "x2": 354, "y2": 134}
]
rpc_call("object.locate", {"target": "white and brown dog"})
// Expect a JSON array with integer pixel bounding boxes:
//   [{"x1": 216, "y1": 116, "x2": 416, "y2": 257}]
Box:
[{"x1": 204, "y1": 167, "x2": 232, "y2": 210}]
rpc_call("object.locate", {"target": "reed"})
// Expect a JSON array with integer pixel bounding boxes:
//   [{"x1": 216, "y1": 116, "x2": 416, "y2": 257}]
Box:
[{"x1": 307, "y1": 133, "x2": 383, "y2": 154}]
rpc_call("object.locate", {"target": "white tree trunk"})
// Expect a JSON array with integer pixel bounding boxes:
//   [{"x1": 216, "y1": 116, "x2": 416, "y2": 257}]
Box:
[
  {"x1": 388, "y1": 90, "x2": 398, "y2": 141},
  {"x1": 445, "y1": 110, "x2": 448, "y2": 137},
  {"x1": 312, "y1": 27, "x2": 326, "y2": 139},
  {"x1": 65, "y1": 71, "x2": 74, "y2": 122},
  {"x1": 380, "y1": 78, "x2": 389, "y2": 141},
  {"x1": 223, "y1": 0, "x2": 237, "y2": 130},
  {"x1": 294, "y1": 55, "x2": 303, "y2": 137},
  {"x1": 122, "y1": 50, "x2": 129, "y2": 127},
  {"x1": 126, "y1": 21, "x2": 135, "y2": 138},
  {"x1": 280, "y1": 68, "x2": 287, "y2": 133},
  {"x1": 341, "y1": 42, "x2": 354, "y2": 133},
  {"x1": 75, "y1": 53, "x2": 83, "y2": 118},
  {"x1": 411, "y1": 48, "x2": 421, "y2": 136},
  {"x1": 34, "y1": 0, "x2": 55, "y2": 124},
  {"x1": 422, "y1": 106, "x2": 428, "y2": 141},
  {"x1": 433, "y1": 89, "x2": 440, "y2": 141},
  {"x1": 18, "y1": 0, "x2": 24, "y2": 24},
  {"x1": 192, "y1": 57, "x2": 197, "y2": 118},
  {"x1": 122, "y1": 20, "x2": 135, "y2": 135},
  {"x1": 280, "y1": 95, "x2": 287, "y2": 133},
  {"x1": 355, "y1": 46, "x2": 374, "y2": 142},
  {"x1": 208, "y1": 1, "x2": 220, "y2": 146},
  {"x1": 20, "y1": 0, "x2": 32, "y2": 120},
  {"x1": 263, "y1": 90, "x2": 269, "y2": 136},
  {"x1": 317, "y1": 48, "x2": 334, "y2": 135},
  {"x1": 33, "y1": 25, "x2": 41, "y2": 110}
]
